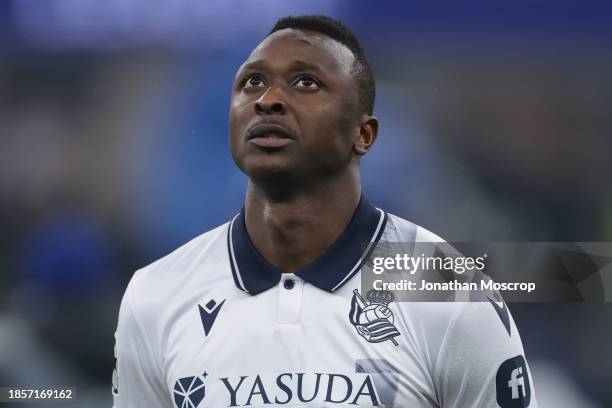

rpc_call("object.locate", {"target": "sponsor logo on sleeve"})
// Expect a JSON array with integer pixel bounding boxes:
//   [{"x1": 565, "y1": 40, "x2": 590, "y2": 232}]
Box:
[
  {"x1": 496, "y1": 355, "x2": 531, "y2": 408},
  {"x1": 112, "y1": 335, "x2": 119, "y2": 396}
]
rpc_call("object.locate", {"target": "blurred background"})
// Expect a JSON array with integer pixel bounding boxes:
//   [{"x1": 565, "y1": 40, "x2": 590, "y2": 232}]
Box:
[{"x1": 1, "y1": 1, "x2": 611, "y2": 406}]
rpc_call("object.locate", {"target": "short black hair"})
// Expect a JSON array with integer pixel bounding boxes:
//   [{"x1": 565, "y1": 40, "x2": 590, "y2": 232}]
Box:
[{"x1": 269, "y1": 15, "x2": 375, "y2": 115}]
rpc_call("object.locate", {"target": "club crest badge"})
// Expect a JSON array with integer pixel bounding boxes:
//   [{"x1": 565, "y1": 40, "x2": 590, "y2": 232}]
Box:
[{"x1": 349, "y1": 289, "x2": 400, "y2": 346}]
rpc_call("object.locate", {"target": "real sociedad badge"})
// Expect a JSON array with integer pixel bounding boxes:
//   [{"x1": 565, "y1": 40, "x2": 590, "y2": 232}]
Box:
[{"x1": 349, "y1": 289, "x2": 400, "y2": 346}]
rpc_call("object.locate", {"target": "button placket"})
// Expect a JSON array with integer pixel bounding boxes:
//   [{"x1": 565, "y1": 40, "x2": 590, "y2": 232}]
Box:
[{"x1": 277, "y1": 275, "x2": 303, "y2": 324}]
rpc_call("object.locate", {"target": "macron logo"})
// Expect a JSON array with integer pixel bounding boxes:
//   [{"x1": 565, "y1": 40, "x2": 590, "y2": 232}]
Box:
[{"x1": 198, "y1": 299, "x2": 225, "y2": 336}]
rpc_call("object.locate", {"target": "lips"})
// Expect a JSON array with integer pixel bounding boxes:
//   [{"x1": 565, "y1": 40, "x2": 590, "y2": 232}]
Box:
[{"x1": 246, "y1": 122, "x2": 296, "y2": 148}]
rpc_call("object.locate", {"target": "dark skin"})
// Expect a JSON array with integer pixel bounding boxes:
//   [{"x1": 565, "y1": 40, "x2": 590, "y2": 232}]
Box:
[{"x1": 229, "y1": 28, "x2": 378, "y2": 273}]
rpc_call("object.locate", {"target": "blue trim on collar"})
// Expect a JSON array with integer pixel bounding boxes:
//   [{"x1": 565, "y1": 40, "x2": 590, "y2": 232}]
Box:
[{"x1": 227, "y1": 195, "x2": 388, "y2": 295}]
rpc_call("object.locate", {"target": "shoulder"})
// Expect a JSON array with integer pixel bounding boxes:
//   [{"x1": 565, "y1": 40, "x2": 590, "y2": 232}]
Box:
[
  {"x1": 132, "y1": 221, "x2": 229, "y2": 282},
  {"x1": 383, "y1": 212, "x2": 445, "y2": 243},
  {"x1": 378, "y1": 212, "x2": 515, "y2": 366},
  {"x1": 124, "y1": 221, "x2": 231, "y2": 325}
]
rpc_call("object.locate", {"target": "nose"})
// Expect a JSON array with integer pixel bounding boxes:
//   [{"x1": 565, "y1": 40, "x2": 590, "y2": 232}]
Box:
[{"x1": 255, "y1": 86, "x2": 286, "y2": 115}]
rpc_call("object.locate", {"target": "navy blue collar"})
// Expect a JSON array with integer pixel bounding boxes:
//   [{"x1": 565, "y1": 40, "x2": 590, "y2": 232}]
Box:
[{"x1": 227, "y1": 195, "x2": 388, "y2": 295}]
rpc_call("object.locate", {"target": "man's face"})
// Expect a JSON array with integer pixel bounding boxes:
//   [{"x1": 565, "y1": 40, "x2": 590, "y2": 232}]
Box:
[{"x1": 229, "y1": 29, "x2": 362, "y2": 183}]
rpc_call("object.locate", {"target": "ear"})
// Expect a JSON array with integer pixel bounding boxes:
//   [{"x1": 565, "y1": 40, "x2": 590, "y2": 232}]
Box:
[{"x1": 353, "y1": 114, "x2": 378, "y2": 156}]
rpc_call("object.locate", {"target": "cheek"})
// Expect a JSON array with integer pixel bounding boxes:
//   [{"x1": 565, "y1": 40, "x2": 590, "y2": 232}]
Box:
[
  {"x1": 229, "y1": 97, "x2": 251, "y2": 136},
  {"x1": 229, "y1": 96, "x2": 245, "y2": 122},
  {"x1": 303, "y1": 102, "x2": 356, "y2": 151}
]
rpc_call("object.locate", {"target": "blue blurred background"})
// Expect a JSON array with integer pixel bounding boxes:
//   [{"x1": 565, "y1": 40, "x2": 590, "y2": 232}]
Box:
[{"x1": 1, "y1": 1, "x2": 611, "y2": 406}]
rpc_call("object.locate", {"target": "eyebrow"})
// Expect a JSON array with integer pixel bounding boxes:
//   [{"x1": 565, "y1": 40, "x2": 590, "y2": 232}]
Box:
[
  {"x1": 287, "y1": 60, "x2": 323, "y2": 73},
  {"x1": 238, "y1": 59, "x2": 323, "y2": 76}
]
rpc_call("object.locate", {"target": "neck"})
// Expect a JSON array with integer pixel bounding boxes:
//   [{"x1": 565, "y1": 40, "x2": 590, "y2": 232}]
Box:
[{"x1": 244, "y1": 169, "x2": 361, "y2": 273}]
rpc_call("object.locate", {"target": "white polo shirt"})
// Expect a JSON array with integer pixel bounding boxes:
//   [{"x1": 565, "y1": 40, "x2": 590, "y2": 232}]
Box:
[{"x1": 113, "y1": 196, "x2": 536, "y2": 407}]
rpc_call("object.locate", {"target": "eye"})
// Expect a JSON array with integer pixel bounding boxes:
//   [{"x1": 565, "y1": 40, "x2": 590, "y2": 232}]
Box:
[
  {"x1": 293, "y1": 75, "x2": 320, "y2": 90},
  {"x1": 243, "y1": 74, "x2": 265, "y2": 89}
]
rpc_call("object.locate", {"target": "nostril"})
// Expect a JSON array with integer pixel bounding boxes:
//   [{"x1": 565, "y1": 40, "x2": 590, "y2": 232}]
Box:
[
  {"x1": 271, "y1": 102, "x2": 284, "y2": 113},
  {"x1": 255, "y1": 100, "x2": 284, "y2": 115}
]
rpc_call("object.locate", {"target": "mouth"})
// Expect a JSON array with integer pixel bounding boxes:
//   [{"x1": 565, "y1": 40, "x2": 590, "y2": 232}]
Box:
[{"x1": 246, "y1": 122, "x2": 296, "y2": 148}]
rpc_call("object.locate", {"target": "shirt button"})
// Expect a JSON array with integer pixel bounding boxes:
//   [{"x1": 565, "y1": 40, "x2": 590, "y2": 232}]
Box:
[{"x1": 283, "y1": 279, "x2": 295, "y2": 290}]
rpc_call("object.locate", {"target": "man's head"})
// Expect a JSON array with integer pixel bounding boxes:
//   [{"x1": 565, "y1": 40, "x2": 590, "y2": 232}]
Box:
[{"x1": 229, "y1": 15, "x2": 378, "y2": 188}]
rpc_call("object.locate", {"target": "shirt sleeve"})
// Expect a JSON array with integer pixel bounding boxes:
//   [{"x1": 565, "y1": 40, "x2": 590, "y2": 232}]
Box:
[
  {"x1": 434, "y1": 301, "x2": 538, "y2": 408},
  {"x1": 112, "y1": 280, "x2": 171, "y2": 408}
]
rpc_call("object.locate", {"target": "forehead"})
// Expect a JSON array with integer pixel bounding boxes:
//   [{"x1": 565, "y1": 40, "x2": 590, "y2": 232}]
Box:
[{"x1": 240, "y1": 29, "x2": 355, "y2": 77}]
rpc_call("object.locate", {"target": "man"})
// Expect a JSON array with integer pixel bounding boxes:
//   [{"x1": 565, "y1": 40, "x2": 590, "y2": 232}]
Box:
[{"x1": 113, "y1": 15, "x2": 536, "y2": 407}]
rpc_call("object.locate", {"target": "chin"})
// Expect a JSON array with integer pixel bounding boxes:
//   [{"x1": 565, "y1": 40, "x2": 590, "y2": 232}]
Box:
[{"x1": 240, "y1": 154, "x2": 296, "y2": 178}]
